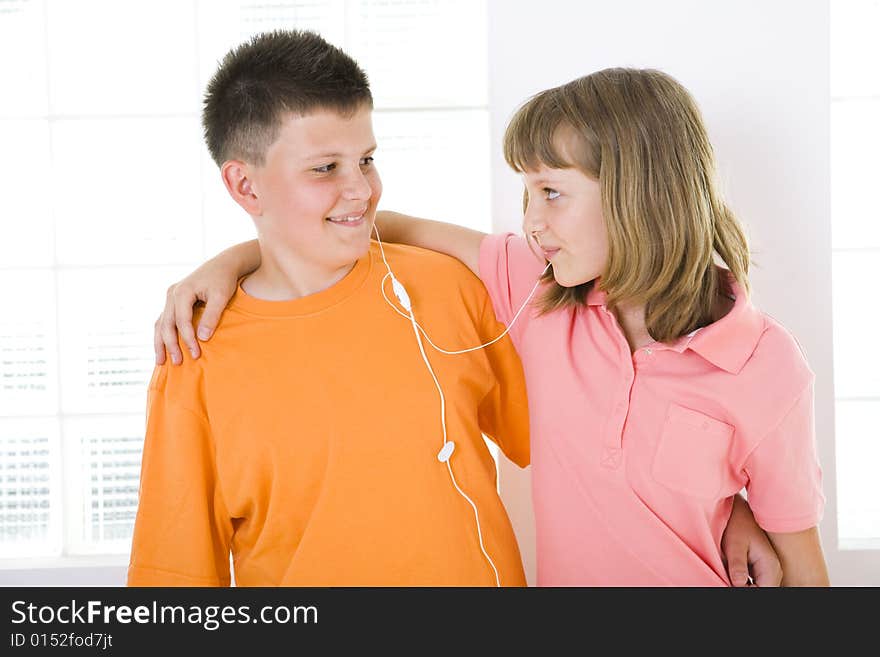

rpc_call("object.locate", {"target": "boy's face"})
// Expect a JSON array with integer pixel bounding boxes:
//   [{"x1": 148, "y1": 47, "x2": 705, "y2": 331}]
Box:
[{"x1": 244, "y1": 105, "x2": 381, "y2": 275}]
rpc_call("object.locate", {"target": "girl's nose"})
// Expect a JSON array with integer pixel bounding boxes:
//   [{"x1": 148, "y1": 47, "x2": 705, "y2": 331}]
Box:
[{"x1": 523, "y1": 211, "x2": 547, "y2": 243}]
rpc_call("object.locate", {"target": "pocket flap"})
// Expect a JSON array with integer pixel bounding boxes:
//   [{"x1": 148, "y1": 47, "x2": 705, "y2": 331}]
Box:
[{"x1": 652, "y1": 404, "x2": 734, "y2": 500}]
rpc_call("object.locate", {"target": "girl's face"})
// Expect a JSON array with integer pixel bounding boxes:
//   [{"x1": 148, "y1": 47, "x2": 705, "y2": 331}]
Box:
[{"x1": 521, "y1": 164, "x2": 609, "y2": 287}]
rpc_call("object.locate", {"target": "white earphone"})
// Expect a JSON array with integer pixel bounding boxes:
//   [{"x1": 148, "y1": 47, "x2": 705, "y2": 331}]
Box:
[{"x1": 372, "y1": 224, "x2": 550, "y2": 587}]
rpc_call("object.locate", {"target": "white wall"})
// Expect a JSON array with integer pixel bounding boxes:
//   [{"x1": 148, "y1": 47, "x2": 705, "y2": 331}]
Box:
[{"x1": 487, "y1": 0, "x2": 849, "y2": 584}]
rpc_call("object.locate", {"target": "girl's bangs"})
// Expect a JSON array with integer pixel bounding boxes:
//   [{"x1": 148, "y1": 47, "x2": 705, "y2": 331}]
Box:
[{"x1": 503, "y1": 91, "x2": 574, "y2": 173}]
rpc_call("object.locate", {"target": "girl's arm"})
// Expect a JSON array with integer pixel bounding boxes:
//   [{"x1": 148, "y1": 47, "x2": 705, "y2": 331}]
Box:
[
  {"x1": 155, "y1": 239, "x2": 260, "y2": 365},
  {"x1": 766, "y1": 527, "x2": 830, "y2": 586},
  {"x1": 155, "y1": 212, "x2": 483, "y2": 364},
  {"x1": 375, "y1": 211, "x2": 486, "y2": 277}
]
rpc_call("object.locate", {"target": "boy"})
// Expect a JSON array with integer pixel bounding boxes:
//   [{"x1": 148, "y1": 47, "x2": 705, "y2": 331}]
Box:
[{"x1": 127, "y1": 30, "x2": 530, "y2": 586}]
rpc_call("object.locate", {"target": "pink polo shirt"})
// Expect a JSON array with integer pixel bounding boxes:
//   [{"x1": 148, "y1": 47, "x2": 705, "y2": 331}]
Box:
[{"x1": 480, "y1": 233, "x2": 824, "y2": 586}]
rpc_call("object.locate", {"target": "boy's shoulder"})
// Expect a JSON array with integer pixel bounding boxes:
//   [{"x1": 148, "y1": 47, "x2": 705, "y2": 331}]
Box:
[
  {"x1": 149, "y1": 304, "x2": 215, "y2": 396},
  {"x1": 370, "y1": 242, "x2": 493, "y2": 325},
  {"x1": 371, "y1": 241, "x2": 485, "y2": 292},
  {"x1": 374, "y1": 240, "x2": 475, "y2": 272}
]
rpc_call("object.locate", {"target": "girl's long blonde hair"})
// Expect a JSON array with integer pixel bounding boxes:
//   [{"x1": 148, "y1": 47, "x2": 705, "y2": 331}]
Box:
[{"x1": 503, "y1": 68, "x2": 750, "y2": 343}]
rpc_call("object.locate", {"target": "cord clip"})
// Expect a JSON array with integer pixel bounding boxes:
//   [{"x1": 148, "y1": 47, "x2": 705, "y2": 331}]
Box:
[{"x1": 437, "y1": 441, "x2": 455, "y2": 463}]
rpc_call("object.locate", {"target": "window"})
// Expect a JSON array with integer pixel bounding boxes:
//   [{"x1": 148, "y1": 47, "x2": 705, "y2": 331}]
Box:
[
  {"x1": 0, "y1": 0, "x2": 489, "y2": 576},
  {"x1": 830, "y1": 0, "x2": 880, "y2": 550}
]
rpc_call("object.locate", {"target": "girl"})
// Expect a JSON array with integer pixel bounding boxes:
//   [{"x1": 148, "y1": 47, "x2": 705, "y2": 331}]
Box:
[{"x1": 156, "y1": 68, "x2": 826, "y2": 585}]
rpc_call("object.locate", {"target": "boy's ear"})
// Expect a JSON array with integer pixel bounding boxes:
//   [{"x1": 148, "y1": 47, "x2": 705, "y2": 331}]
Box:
[{"x1": 220, "y1": 160, "x2": 262, "y2": 216}]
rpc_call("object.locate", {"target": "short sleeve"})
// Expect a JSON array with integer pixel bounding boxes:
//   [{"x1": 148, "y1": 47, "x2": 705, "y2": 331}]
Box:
[
  {"x1": 476, "y1": 294, "x2": 530, "y2": 468},
  {"x1": 743, "y1": 381, "x2": 825, "y2": 534},
  {"x1": 478, "y1": 233, "x2": 546, "y2": 337},
  {"x1": 127, "y1": 366, "x2": 233, "y2": 586}
]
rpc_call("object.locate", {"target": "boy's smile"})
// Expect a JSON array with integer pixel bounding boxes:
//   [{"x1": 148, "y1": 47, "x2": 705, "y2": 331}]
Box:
[{"x1": 326, "y1": 208, "x2": 369, "y2": 226}]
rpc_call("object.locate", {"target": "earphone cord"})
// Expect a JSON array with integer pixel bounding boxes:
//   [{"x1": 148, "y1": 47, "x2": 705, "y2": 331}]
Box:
[
  {"x1": 373, "y1": 225, "x2": 552, "y2": 355},
  {"x1": 374, "y1": 224, "x2": 502, "y2": 587}
]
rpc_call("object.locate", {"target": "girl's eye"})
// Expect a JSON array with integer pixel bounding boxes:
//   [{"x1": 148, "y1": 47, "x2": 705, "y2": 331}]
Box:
[
  {"x1": 360, "y1": 156, "x2": 375, "y2": 167},
  {"x1": 544, "y1": 188, "x2": 560, "y2": 201},
  {"x1": 313, "y1": 163, "x2": 336, "y2": 173}
]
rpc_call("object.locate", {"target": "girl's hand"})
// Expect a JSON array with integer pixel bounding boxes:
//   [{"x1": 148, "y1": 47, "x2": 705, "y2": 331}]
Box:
[
  {"x1": 153, "y1": 240, "x2": 261, "y2": 365},
  {"x1": 154, "y1": 272, "x2": 236, "y2": 365}
]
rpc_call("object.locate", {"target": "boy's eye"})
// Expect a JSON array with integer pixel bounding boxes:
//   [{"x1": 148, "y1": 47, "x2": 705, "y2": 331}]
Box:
[
  {"x1": 313, "y1": 163, "x2": 336, "y2": 173},
  {"x1": 543, "y1": 188, "x2": 560, "y2": 200},
  {"x1": 360, "y1": 156, "x2": 375, "y2": 167}
]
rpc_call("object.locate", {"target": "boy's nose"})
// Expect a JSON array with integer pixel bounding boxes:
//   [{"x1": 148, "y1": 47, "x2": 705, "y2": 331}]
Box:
[{"x1": 343, "y1": 168, "x2": 373, "y2": 200}]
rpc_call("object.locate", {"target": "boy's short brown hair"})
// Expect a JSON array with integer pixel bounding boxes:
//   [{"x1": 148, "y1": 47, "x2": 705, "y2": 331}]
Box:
[{"x1": 203, "y1": 29, "x2": 373, "y2": 167}]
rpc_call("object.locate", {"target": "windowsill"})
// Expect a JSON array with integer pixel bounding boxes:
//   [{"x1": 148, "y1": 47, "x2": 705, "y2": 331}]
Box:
[
  {"x1": 0, "y1": 554, "x2": 129, "y2": 586},
  {"x1": 0, "y1": 554, "x2": 128, "y2": 571},
  {"x1": 839, "y1": 537, "x2": 880, "y2": 551}
]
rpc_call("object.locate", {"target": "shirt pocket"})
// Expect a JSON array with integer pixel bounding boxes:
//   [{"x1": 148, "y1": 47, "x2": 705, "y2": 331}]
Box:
[{"x1": 651, "y1": 403, "x2": 734, "y2": 500}]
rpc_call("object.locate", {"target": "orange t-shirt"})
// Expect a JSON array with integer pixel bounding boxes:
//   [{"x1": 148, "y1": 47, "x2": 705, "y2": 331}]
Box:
[{"x1": 128, "y1": 242, "x2": 530, "y2": 586}]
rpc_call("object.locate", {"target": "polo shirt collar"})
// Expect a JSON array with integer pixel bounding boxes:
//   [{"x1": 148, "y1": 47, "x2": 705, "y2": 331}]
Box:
[
  {"x1": 588, "y1": 273, "x2": 764, "y2": 374},
  {"x1": 685, "y1": 277, "x2": 764, "y2": 374}
]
